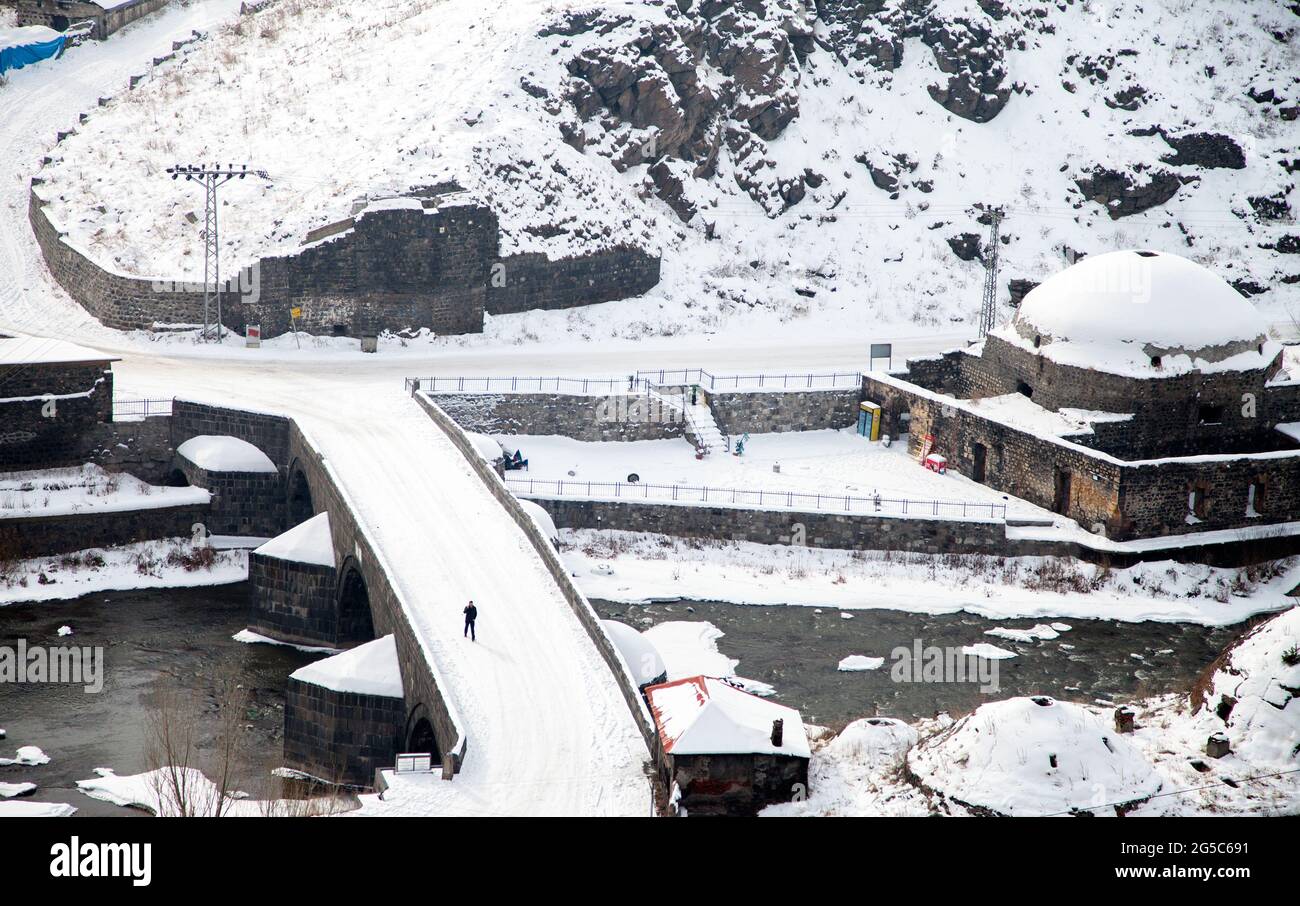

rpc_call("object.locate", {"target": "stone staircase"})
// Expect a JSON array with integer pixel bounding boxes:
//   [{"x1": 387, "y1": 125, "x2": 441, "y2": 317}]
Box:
[{"x1": 648, "y1": 387, "x2": 727, "y2": 456}]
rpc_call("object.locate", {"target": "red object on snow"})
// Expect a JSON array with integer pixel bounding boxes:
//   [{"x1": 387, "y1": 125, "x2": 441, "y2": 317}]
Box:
[{"x1": 924, "y1": 453, "x2": 947, "y2": 474}]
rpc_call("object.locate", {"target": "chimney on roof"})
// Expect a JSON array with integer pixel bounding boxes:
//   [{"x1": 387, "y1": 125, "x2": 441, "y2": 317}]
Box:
[{"x1": 770, "y1": 718, "x2": 784, "y2": 748}]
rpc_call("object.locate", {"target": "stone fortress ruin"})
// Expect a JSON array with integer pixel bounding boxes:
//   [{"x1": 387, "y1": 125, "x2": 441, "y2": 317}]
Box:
[{"x1": 866, "y1": 250, "x2": 1300, "y2": 542}]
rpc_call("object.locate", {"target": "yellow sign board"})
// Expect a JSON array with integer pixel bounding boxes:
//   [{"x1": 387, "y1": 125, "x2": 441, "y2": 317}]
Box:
[{"x1": 290, "y1": 307, "x2": 302, "y2": 319}]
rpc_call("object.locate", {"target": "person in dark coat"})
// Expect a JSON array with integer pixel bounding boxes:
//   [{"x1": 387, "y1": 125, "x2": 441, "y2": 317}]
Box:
[{"x1": 463, "y1": 600, "x2": 477, "y2": 641}]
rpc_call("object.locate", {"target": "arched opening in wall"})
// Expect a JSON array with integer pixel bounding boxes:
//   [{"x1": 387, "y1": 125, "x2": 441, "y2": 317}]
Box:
[
  {"x1": 403, "y1": 705, "x2": 442, "y2": 763},
  {"x1": 166, "y1": 468, "x2": 189, "y2": 488},
  {"x1": 337, "y1": 565, "x2": 376, "y2": 647},
  {"x1": 331, "y1": 324, "x2": 347, "y2": 337},
  {"x1": 51, "y1": 16, "x2": 70, "y2": 31},
  {"x1": 287, "y1": 466, "x2": 314, "y2": 527}
]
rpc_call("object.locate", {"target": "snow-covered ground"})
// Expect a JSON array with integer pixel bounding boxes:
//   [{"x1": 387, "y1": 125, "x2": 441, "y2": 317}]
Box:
[
  {"x1": 561, "y1": 528, "x2": 1300, "y2": 627},
  {"x1": 499, "y1": 429, "x2": 1051, "y2": 520},
  {"x1": 0, "y1": 464, "x2": 208, "y2": 518},
  {"x1": 0, "y1": 537, "x2": 247, "y2": 606}
]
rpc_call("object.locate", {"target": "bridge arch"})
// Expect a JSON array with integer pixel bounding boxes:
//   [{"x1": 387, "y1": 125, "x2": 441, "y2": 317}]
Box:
[
  {"x1": 403, "y1": 703, "x2": 442, "y2": 763},
  {"x1": 335, "y1": 557, "x2": 376, "y2": 647},
  {"x1": 286, "y1": 458, "x2": 315, "y2": 527}
]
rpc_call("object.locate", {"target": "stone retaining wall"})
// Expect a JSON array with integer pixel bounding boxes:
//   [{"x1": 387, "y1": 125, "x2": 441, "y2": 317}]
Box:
[
  {"x1": 488, "y1": 246, "x2": 661, "y2": 315},
  {"x1": 0, "y1": 362, "x2": 113, "y2": 472},
  {"x1": 707, "y1": 387, "x2": 864, "y2": 436},
  {"x1": 247, "y1": 553, "x2": 339, "y2": 648},
  {"x1": 431, "y1": 391, "x2": 686, "y2": 442},
  {"x1": 174, "y1": 458, "x2": 284, "y2": 537},
  {"x1": 0, "y1": 502, "x2": 211, "y2": 559},
  {"x1": 283, "y1": 677, "x2": 405, "y2": 787}
]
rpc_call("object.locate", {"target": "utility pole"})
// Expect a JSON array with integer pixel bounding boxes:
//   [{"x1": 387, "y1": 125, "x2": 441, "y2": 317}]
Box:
[
  {"x1": 166, "y1": 163, "x2": 252, "y2": 342},
  {"x1": 978, "y1": 208, "x2": 1003, "y2": 339}
]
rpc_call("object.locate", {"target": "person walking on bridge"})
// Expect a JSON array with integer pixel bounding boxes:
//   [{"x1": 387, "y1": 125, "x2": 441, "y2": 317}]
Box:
[{"x1": 463, "y1": 600, "x2": 478, "y2": 642}]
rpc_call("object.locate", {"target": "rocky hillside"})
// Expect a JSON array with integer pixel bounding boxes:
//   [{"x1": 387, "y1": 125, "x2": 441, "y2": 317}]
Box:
[{"x1": 36, "y1": 0, "x2": 1300, "y2": 343}]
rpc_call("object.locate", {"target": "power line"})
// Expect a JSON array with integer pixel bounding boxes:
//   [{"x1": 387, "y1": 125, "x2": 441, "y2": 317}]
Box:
[{"x1": 164, "y1": 163, "x2": 262, "y2": 342}]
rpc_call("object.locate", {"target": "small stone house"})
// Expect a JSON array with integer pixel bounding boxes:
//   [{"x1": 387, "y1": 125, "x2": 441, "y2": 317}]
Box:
[{"x1": 645, "y1": 674, "x2": 810, "y2": 816}]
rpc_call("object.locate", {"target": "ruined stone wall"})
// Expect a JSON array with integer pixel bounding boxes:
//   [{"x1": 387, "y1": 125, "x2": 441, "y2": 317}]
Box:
[
  {"x1": 487, "y1": 246, "x2": 661, "y2": 315},
  {"x1": 669, "y1": 752, "x2": 808, "y2": 818},
  {"x1": 75, "y1": 416, "x2": 176, "y2": 485}
]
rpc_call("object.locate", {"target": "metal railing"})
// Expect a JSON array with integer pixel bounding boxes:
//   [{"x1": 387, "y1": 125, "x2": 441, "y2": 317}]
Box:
[
  {"x1": 506, "y1": 477, "x2": 1006, "y2": 522},
  {"x1": 635, "y1": 368, "x2": 864, "y2": 391},
  {"x1": 406, "y1": 375, "x2": 641, "y2": 395},
  {"x1": 406, "y1": 369, "x2": 866, "y2": 396},
  {"x1": 111, "y1": 398, "x2": 173, "y2": 421}
]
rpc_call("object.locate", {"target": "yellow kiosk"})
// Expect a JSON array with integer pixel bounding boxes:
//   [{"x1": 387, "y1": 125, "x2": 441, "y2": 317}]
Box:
[{"x1": 857, "y1": 401, "x2": 882, "y2": 440}]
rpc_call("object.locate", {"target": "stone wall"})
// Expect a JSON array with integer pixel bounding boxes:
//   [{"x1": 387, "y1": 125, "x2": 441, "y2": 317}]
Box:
[
  {"x1": 170, "y1": 400, "x2": 292, "y2": 470},
  {"x1": 864, "y1": 373, "x2": 1300, "y2": 542},
  {"x1": 283, "y1": 677, "x2": 405, "y2": 787},
  {"x1": 669, "y1": 752, "x2": 808, "y2": 817},
  {"x1": 707, "y1": 387, "x2": 863, "y2": 436},
  {"x1": 0, "y1": 362, "x2": 113, "y2": 472},
  {"x1": 939, "y1": 335, "x2": 1294, "y2": 460},
  {"x1": 75, "y1": 416, "x2": 176, "y2": 485},
  {"x1": 431, "y1": 392, "x2": 686, "y2": 442},
  {"x1": 31, "y1": 179, "x2": 664, "y2": 338},
  {"x1": 175, "y1": 457, "x2": 284, "y2": 537},
  {"x1": 487, "y1": 246, "x2": 661, "y2": 315},
  {"x1": 15, "y1": 0, "x2": 169, "y2": 40},
  {"x1": 247, "y1": 554, "x2": 339, "y2": 648},
  {"x1": 0, "y1": 502, "x2": 210, "y2": 559},
  {"x1": 865, "y1": 374, "x2": 1126, "y2": 535},
  {"x1": 530, "y1": 496, "x2": 1045, "y2": 557}
]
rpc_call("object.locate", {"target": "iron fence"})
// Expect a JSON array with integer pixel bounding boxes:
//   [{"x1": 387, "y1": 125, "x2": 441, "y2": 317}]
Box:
[
  {"x1": 505, "y1": 477, "x2": 1006, "y2": 522},
  {"x1": 111, "y1": 398, "x2": 173, "y2": 421}
]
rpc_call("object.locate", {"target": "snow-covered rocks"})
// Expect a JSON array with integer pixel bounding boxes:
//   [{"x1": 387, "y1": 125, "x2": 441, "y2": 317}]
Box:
[
  {"x1": 0, "y1": 745, "x2": 51, "y2": 766},
  {"x1": 517, "y1": 499, "x2": 559, "y2": 545},
  {"x1": 254, "y1": 512, "x2": 334, "y2": 568},
  {"x1": 827, "y1": 717, "x2": 918, "y2": 768},
  {"x1": 1192, "y1": 606, "x2": 1300, "y2": 768},
  {"x1": 908, "y1": 696, "x2": 1164, "y2": 816},
  {"x1": 176, "y1": 436, "x2": 277, "y2": 474}
]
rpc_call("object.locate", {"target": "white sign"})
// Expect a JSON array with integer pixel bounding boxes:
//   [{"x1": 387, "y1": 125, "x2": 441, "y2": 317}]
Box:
[
  {"x1": 395, "y1": 753, "x2": 433, "y2": 774},
  {"x1": 246, "y1": 324, "x2": 262, "y2": 348}
]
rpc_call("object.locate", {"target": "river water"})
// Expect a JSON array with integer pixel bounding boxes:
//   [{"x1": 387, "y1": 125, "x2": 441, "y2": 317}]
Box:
[
  {"x1": 0, "y1": 583, "x2": 317, "y2": 816},
  {"x1": 593, "y1": 599, "x2": 1243, "y2": 728}
]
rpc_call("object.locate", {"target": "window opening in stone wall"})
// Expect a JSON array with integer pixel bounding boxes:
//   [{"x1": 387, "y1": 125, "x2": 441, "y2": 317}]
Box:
[{"x1": 1197, "y1": 404, "x2": 1224, "y2": 425}]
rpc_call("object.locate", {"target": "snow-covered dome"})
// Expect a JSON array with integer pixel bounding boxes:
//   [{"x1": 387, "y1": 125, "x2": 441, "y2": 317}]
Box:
[
  {"x1": 908, "y1": 696, "x2": 1163, "y2": 816},
  {"x1": 1003, "y1": 250, "x2": 1274, "y2": 377},
  {"x1": 601, "y1": 619, "x2": 668, "y2": 687}
]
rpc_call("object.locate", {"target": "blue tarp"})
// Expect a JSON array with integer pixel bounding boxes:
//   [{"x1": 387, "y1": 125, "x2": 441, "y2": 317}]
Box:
[{"x1": 0, "y1": 28, "x2": 67, "y2": 77}]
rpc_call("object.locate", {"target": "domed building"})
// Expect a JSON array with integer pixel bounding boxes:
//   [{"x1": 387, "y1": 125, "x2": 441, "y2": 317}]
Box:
[{"x1": 865, "y1": 251, "x2": 1300, "y2": 543}]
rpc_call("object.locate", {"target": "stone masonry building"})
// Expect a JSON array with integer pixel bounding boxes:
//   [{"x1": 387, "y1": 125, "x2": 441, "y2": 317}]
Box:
[{"x1": 864, "y1": 250, "x2": 1300, "y2": 541}]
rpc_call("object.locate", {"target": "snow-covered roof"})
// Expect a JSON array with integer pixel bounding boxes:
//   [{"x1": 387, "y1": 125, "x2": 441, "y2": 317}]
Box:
[
  {"x1": 255, "y1": 512, "x2": 334, "y2": 568},
  {"x1": 0, "y1": 335, "x2": 119, "y2": 367},
  {"x1": 908, "y1": 696, "x2": 1163, "y2": 815},
  {"x1": 601, "y1": 619, "x2": 667, "y2": 687},
  {"x1": 998, "y1": 250, "x2": 1275, "y2": 378},
  {"x1": 290, "y1": 634, "x2": 403, "y2": 699},
  {"x1": 645, "y1": 675, "x2": 810, "y2": 758},
  {"x1": 176, "y1": 435, "x2": 277, "y2": 473}
]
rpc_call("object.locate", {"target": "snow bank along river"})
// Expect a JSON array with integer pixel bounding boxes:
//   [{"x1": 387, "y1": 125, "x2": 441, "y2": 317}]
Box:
[{"x1": 593, "y1": 600, "x2": 1243, "y2": 728}]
